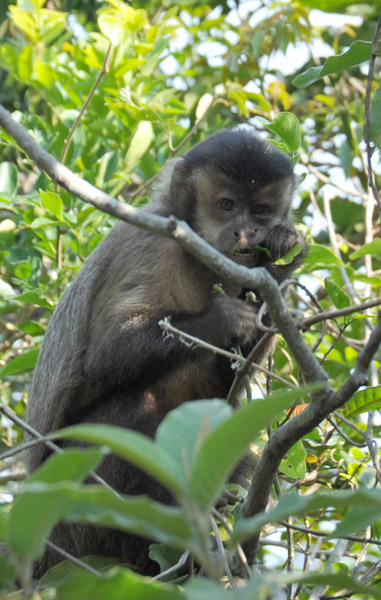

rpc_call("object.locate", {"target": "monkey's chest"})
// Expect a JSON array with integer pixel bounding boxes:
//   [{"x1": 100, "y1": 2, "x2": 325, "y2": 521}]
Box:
[{"x1": 156, "y1": 358, "x2": 234, "y2": 411}]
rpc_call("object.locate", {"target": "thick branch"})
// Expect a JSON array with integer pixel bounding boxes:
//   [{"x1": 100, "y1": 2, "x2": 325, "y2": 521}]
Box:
[{"x1": 241, "y1": 313, "x2": 381, "y2": 564}]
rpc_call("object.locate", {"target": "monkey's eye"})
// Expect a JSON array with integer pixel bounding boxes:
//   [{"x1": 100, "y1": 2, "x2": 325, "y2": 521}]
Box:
[
  {"x1": 250, "y1": 204, "x2": 271, "y2": 215},
  {"x1": 218, "y1": 198, "x2": 236, "y2": 212}
]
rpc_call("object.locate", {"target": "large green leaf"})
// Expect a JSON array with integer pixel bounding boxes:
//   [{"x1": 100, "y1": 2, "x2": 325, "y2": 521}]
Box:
[
  {"x1": 9, "y1": 479, "x2": 192, "y2": 561},
  {"x1": 63, "y1": 487, "x2": 192, "y2": 550},
  {"x1": 263, "y1": 112, "x2": 301, "y2": 153},
  {"x1": 189, "y1": 389, "x2": 315, "y2": 508},
  {"x1": 302, "y1": 244, "x2": 342, "y2": 273},
  {"x1": 13, "y1": 289, "x2": 53, "y2": 309},
  {"x1": 0, "y1": 348, "x2": 39, "y2": 377},
  {"x1": 8, "y1": 449, "x2": 105, "y2": 559},
  {"x1": 55, "y1": 424, "x2": 183, "y2": 498},
  {"x1": 185, "y1": 571, "x2": 381, "y2": 600},
  {"x1": 55, "y1": 567, "x2": 185, "y2": 600},
  {"x1": 350, "y1": 239, "x2": 381, "y2": 259},
  {"x1": 231, "y1": 489, "x2": 381, "y2": 544},
  {"x1": 293, "y1": 41, "x2": 376, "y2": 88},
  {"x1": 343, "y1": 386, "x2": 381, "y2": 416},
  {"x1": 156, "y1": 399, "x2": 232, "y2": 486},
  {"x1": 28, "y1": 448, "x2": 106, "y2": 484}
]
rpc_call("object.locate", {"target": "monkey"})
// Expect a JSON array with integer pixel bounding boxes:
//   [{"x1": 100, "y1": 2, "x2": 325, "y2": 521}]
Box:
[{"x1": 25, "y1": 127, "x2": 306, "y2": 577}]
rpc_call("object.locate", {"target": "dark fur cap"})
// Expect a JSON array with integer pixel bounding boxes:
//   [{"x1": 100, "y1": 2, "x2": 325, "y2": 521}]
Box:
[{"x1": 182, "y1": 127, "x2": 294, "y2": 188}]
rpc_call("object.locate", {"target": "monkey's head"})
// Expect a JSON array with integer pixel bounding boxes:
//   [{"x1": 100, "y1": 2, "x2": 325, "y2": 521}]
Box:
[{"x1": 154, "y1": 127, "x2": 296, "y2": 266}]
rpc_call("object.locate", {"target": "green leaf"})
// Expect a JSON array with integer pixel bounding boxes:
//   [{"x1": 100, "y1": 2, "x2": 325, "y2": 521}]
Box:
[
  {"x1": 334, "y1": 503, "x2": 381, "y2": 538},
  {"x1": 13, "y1": 289, "x2": 53, "y2": 309},
  {"x1": 98, "y1": 14, "x2": 125, "y2": 44},
  {"x1": 63, "y1": 487, "x2": 192, "y2": 550},
  {"x1": 343, "y1": 386, "x2": 381, "y2": 417},
  {"x1": 8, "y1": 449, "x2": 104, "y2": 560},
  {"x1": 0, "y1": 161, "x2": 18, "y2": 194},
  {"x1": 231, "y1": 489, "x2": 381, "y2": 544},
  {"x1": 278, "y1": 439, "x2": 306, "y2": 479},
  {"x1": 156, "y1": 400, "x2": 232, "y2": 490},
  {"x1": 8, "y1": 485, "x2": 75, "y2": 561},
  {"x1": 55, "y1": 424, "x2": 183, "y2": 498},
  {"x1": 125, "y1": 121, "x2": 154, "y2": 172},
  {"x1": 302, "y1": 244, "x2": 342, "y2": 273},
  {"x1": 40, "y1": 191, "x2": 63, "y2": 217},
  {"x1": 149, "y1": 544, "x2": 185, "y2": 577},
  {"x1": 189, "y1": 388, "x2": 317, "y2": 508},
  {"x1": 0, "y1": 553, "x2": 17, "y2": 587},
  {"x1": 28, "y1": 448, "x2": 106, "y2": 484},
  {"x1": 0, "y1": 348, "x2": 39, "y2": 377},
  {"x1": 324, "y1": 277, "x2": 351, "y2": 309},
  {"x1": 30, "y1": 216, "x2": 57, "y2": 228},
  {"x1": 274, "y1": 243, "x2": 303, "y2": 265},
  {"x1": 40, "y1": 556, "x2": 120, "y2": 587},
  {"x1": 12, "y1": 481, "x2": 191, "y2": 555},
  {"x1": 350, "y1": 239, "x2": 381, "y2": 259},
  {"x1": 10, "y1": 479, "x2": 190, "y2": 562},
  {"x1": 292, "y1": 41, "x2": 375, "y2": 88},
  {"x1": 55, "y1": 566, "x2": 185, "y2": 600},
  {"x1": 263, "y1": 112, "x2": 301, "y2": 153},
  {"x1": 290, "y1": 572, "x2": 381, "y2": 599}
]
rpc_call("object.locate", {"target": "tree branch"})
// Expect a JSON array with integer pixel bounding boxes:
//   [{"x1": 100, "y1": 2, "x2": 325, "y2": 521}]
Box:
[{"x1": 241, "y1": 313, "x2": 381, "y2": 564}]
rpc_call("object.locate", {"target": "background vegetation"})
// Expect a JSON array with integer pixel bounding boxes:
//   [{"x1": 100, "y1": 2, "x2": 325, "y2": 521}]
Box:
[{"x1": 0, "y1": 0, "x2": 381, "y2": 598}]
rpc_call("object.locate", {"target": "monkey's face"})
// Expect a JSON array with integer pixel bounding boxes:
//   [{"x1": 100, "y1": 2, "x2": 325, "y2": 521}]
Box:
[{"x1": 193, "y1": 172, "x2": 293, "y2": 266}]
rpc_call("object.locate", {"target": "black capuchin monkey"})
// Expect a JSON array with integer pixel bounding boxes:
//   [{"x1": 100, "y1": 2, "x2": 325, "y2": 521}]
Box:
[{"x1": 25, "y1": 127, "x2": 306, "y2": 577}]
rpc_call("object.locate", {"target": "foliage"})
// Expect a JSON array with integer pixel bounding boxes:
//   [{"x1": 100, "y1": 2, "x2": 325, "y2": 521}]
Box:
[{"x1": 0, "y1": 0, "x2": 381, "y2": 598}]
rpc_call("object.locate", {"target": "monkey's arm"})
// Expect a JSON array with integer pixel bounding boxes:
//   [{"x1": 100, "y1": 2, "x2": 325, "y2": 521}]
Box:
[{"x1": 85, "y1": 295, "x2": 256, "y2": 391}]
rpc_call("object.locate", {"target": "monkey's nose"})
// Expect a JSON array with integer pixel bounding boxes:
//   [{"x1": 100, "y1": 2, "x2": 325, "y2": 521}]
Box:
[{"x1": 233, "y1": 229, "x2": 258, "y2": 243}]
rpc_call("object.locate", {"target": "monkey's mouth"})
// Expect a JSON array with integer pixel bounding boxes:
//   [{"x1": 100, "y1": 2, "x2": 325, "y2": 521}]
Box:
[
  {"x1": 229, "y1": 244, "x2": 259, "y2": 256},
  {"x1": 227, "y1": 247, "x2": 259, "y2": 264}
]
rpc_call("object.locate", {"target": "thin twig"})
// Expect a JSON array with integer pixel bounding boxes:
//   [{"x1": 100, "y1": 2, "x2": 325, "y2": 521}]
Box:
[
  {"x1": 226, "y1": 332, "x2": 282, "y2": 405},
  {"x1": 60, "y1": 43, "x2": 113, "y2": 166},
  {"x1": 0, "y1": 405, "x2": 121, "y2": 497},
  {"x1": 212, "y1": 508, "x2": 251, "y2": 579},
  {"x1": 210, "y1": 515, "x2": 235, "y2": 587},
  {"x1": 300, "y1": 298, "x2": 381, "y2": 328},
  {"x1": 159, "y1": 319, "x2": 294, "y2": 388},
  {"x1": 305, "y1": 161, "x2": 367, "y2": 201},
  {"x1": 326, "y1": 416, "x2": 367, "y2": 448},
  {"x1": 45, "y1": 540, "x2": 101, "y2": 576},
  {"x1": 151, "y1": 550, "x2": 190, "y2": 581},
  {"x1": 280, "y1": 521, "x2": 381, "y2": 547}
]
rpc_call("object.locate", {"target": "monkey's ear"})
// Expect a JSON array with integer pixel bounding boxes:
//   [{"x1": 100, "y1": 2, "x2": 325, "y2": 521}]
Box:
[
  {"x1": 168, "y1": 158, "x2": 189, "y2": 196},
  {"x1": 152, "y1": 157, "x2": 185, "y2": 201},
  {"x1": 151, "y1": 157, "x2": 194, "y2": 219}
]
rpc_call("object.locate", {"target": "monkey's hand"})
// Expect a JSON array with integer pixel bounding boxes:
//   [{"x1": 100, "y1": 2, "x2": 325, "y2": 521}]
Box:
[
  {"x1": 260, "y1": 224, "x2": 306, "y2": 284},
  {"x1": 263, "y1": 224, "x2": 305, "y2": 263},
  {"x1": 205, "y1": 295, "x2": 257, "y2": 348}
]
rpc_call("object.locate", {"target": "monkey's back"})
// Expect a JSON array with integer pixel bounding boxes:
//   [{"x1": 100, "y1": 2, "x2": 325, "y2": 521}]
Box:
[{"x1": 25, "y1": 218, "x2": 218, "y2": 472}]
